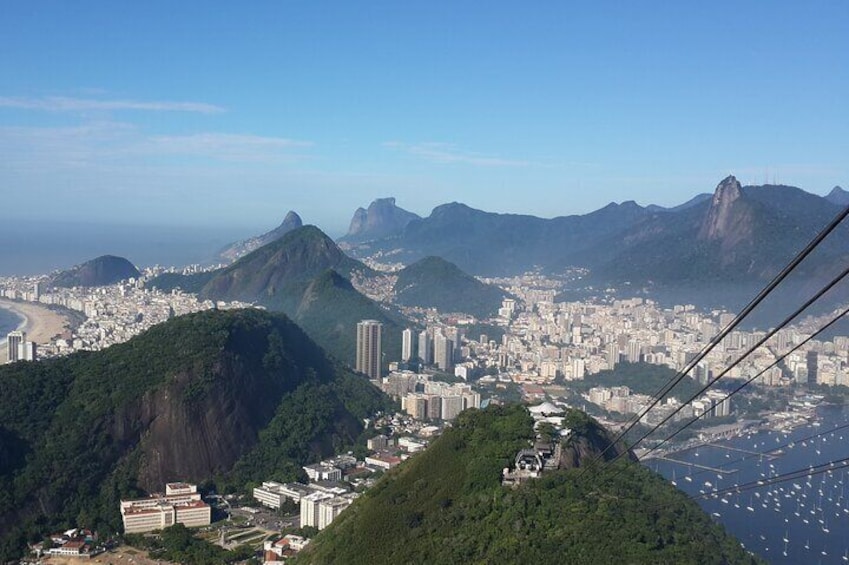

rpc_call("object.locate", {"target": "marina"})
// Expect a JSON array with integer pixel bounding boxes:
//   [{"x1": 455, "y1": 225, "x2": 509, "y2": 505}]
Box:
[{"x1": 648, "y1": 405, "x2": 849, "y2": 564}]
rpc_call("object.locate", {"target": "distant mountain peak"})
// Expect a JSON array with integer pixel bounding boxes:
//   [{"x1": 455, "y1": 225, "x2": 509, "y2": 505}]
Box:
[
  {"x1": 279, "y1": 210, "x2": 303, "y2": 230},
  {"x1": 217, "y1": 210, "x2": 304, "y2": 263},
  {"x1": 343, "y1": 197, "x2": 420, "y2": 241},
  {"x1": 714, "y1": 175, "x2": 743, "y2": 202},
  {"x1": 825, "y1": 186, "x2": 849, "y2": 206},
  {"x1": 699, "y1": 175, "x2": 746, "y2": 242}
]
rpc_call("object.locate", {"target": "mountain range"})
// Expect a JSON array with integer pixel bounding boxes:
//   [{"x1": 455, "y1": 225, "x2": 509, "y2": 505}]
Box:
[
  {"x1": 340, "y1": 178, "x2": 849, "y2": 315},
  {"x1": 345, "y1": 178, "x2": 848, "y2": 281},
  {"x1": 0, "y1": 308, "x2": 390, "y2": 560}
]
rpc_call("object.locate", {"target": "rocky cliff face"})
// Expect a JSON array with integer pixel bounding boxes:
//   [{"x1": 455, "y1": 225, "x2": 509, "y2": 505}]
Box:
[
  {"x1": 697, "y1": 175, "x2": 753, "y2": 248},
  {"x1": 343, "y1": 197, "x2": 420, "y2": 241},
  {"x1": 556, "y1": 411, "x2": 636, "y2": 469},
  {"x1": 121, "y1": 355, "x2": 286, "y2": 491}
]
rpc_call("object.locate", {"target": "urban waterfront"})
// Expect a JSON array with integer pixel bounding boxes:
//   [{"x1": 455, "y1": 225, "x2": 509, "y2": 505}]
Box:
[{"x1": 650, "y1": 405, "x2": 849, "y2": 564}]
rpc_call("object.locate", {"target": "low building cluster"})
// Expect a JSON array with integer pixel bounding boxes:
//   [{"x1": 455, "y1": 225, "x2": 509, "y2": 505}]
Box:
[
  {"x1": 32, "y1": 528, "x2": 102, "y2": 560},
  {"x1": 120, "y1": 482, "x2": 211, "y2": 534},
  {"x1": 585, "y1": 385, "x2": 731, "y2": 422},
  {"x1": 0, "y1": 271, "x2": 251, "y2": 359},
  {"x1": 381, "y1": 371, "x2": 481, "y2": 421},
  {"x1": 263, "y1": 534, "x2": 310, "y2": 563}
]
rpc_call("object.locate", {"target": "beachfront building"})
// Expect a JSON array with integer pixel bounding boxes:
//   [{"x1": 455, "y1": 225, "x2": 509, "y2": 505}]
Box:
[
  {"x1": 6, "y1": 330, "x2": 24, "y2": 362},
  {"x1": 5, "y1": 330, "x2": 37, "y2": 363},
  {"x1": 120, "y1": 482, "x2": 211, "y2": 533}
]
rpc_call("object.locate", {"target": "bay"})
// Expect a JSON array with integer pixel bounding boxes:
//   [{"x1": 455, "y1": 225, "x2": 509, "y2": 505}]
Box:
[{"x1": 648, "y1": 405, "x2": 849, "y2": 564}]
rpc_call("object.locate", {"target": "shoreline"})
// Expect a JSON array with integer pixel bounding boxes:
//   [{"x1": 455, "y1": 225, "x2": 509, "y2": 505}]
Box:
[{"x1": 0, "y1": 298, "x2": 71, "y2": 363}]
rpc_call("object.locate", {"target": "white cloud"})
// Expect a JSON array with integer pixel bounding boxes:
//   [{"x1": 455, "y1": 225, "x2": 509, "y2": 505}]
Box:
[
  {"x1": 0, "y1": 123, "x2": 312, "y2": 168},
  {"x1": 144, "y1": 133, "x2": 312, "y2": 162},
  {"x1": 0, "y1": 95, "x2": 225, "y2": 114},
  {"x1": 384, "y1": 141, "x2": 531, "y2": 167}
]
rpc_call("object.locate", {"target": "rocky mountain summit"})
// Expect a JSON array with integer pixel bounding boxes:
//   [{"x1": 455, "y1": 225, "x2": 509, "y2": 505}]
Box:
[{"x1": 343, "y1": 197, "x2": 420, "y2": 242}]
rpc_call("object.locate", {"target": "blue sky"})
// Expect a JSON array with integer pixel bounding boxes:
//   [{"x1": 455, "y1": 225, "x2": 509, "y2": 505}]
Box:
[{"x1": 1, "y1": 1, "x2": 846, "y2": 236}]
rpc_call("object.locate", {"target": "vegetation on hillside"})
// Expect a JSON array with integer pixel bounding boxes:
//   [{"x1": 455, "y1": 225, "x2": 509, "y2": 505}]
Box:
[
  {"x1": 148, "y1": 270, "x2": 217, "y2": 294},
  {"x1": 0, "y1": 309, "x2": 390, "y2": 561},
  {"x1": 569, "y1": 361, "x2": 703, "y2": 401},
  {"x1": 50, "y1": 255, "x2": 141, "y2": 287},
  {"x1": 394, "y1": 256, "x2": 506, "y2": 319},
  {"x1": 124, "y1": 524, "x2": 254, "y2": 565},
  {"x1": 274, "y1": 270, "x2": 404, "y2": 370},
  {"x1": 296, "y1": 404, "x2": 759, "y2": 565}
]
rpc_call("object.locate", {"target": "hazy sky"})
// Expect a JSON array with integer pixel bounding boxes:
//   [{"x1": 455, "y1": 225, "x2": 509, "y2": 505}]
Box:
[{"x1": 2, "y1": 2, "x2": 846, "y2": 235}]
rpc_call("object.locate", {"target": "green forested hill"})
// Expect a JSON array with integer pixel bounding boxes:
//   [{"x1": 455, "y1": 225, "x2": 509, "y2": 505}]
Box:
[
  {"x1": 296, "y1": 404, "x2": 759, "y2": 565},
  {"x1": 0, "y1": 308, "x2": 391, "y2": 561},
  {"x1": 394, "y1": 255, "x2": 506, "y2": 318},
  {"x1": 50, "y1": 254, "x2": 141, "y2": 287}
]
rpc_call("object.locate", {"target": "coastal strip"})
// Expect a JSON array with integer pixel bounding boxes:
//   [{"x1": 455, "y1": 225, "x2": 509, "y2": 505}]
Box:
[{"x1": 0, "y1": 298, "x2": 71, "y2": 363}]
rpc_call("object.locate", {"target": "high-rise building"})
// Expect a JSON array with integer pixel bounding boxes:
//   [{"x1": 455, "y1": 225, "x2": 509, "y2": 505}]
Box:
[
  {"x1": 356, "y1": 320, "x2": 382, "y2": 380},
  {"x1": 401, "y1": 328, "x2": 414, "y2": 362},
  {"x1": 6, "y1": 331, "x2": 25, "y2": 363},
  {"x1": 806, "y1": 350, "x2": 819, "y2": 385},
  {"x1": 20, "y1": 341, "x2": 37, "y2": 362},
  {"x1": 418, "y1": 330, "x2": 433, "y2": 365},
  {"x1": 434, "y1": 332, "x2": 454, "y2": 371}
]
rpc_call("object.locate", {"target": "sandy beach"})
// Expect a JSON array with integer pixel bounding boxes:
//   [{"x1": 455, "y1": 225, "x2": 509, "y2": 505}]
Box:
[{"x1": 0, "y1": 298, "x2": 71, "y2": 363}]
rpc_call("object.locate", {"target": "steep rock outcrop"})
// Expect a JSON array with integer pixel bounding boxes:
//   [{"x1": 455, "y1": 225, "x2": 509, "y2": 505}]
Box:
[
  {"x1": 343, "y1": 197, "x2": 420, "y2": 241},
  {"x1": 698, "y1": 175, "x2": 752, "y2": 249}
]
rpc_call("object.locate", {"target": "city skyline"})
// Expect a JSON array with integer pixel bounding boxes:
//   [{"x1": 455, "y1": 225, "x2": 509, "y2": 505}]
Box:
[{"x1": 1, "y1": 2, "x2": 846, "y2": 234}]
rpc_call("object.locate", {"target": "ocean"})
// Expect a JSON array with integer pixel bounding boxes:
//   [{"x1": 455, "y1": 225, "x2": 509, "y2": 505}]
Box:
[
  {"x1": 648, "y1": 405, "x2": 849, "y2": 564},
  {"x1": 0, "y1": 220, "x2": 252, "y2": 276},
  {"x1": 0, "y1": 306, "x2": 24, "y2": 345}
]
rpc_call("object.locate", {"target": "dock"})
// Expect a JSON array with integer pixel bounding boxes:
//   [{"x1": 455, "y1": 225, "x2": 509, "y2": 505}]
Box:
[
  {"x1": 656, "y1": 455, "x2": 738, "y2": 474},
  {"x1": 705, "y1": 443, "x2": 780, "y2": 460}
]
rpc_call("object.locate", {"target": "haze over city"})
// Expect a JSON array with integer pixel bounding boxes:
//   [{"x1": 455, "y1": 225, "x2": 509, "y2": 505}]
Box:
[{"x1": 1, "y1": 1, "x2": 846, "y2": 236}]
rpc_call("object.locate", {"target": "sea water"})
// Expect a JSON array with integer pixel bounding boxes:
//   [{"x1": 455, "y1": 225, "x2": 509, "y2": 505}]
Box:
[
  {"x1": 649, "y1": 405, "x2": 849, "y2": 564},
  {"x1": 0, "y1": 307, "x2": 24, "y2": 346}
]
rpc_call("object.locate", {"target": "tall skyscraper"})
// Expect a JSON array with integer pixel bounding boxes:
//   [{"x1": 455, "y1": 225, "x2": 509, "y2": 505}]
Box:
[
  {"x1": 6, "y1": 331, "x2": 25, "y2": 363},
  {"x1": 434, "y1": 331, "x2": 454, "y2": 372},
  {"x1": 401, "y1": 328, "x2": 414, "y2": 363},
  {"x1": 418, "y1": 330, "x2": 433, "y2": 365},
  {"x1": 806, "y1": 350, "x2": 818, "y2": 385},
  {"x1": 356, "y1": 320, "x2": 382, "y2": 380}
]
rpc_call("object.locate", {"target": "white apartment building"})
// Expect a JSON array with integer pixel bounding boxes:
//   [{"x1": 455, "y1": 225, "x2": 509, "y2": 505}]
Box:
[{"x1": 120, "y1": 482, "x2": 211, "y2": 534}]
